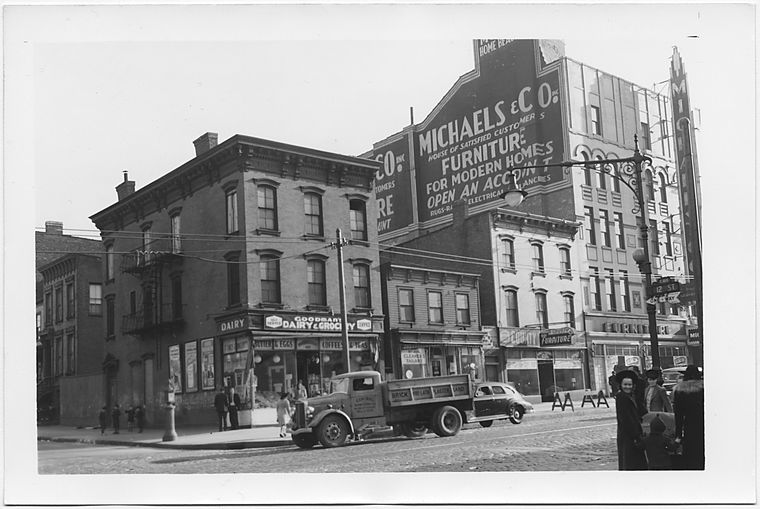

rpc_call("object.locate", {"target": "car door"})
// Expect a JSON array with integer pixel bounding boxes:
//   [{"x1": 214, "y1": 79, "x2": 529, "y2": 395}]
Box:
[
  {"x1": 491, "y1": 385, "x2": 509, "y2": 415},
  {"x1": 474, "y1": 386, "x2": 494, "y2": 417}
]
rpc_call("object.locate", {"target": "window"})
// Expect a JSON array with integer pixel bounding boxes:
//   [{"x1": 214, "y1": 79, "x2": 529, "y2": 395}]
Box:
[
  {"x1": 89, "y1": 284, "x2": 102, "y2": 316},
  {"x1": 650, "y1": 220, "x2": 660, "y2": 256},
  {"x1": 54, "y1": 335, "x2": 63, "y2": 376},
  {"x1": 606, "y1": 269, "x2": 617, "y2": 312},
  {"x1": 427, "y1": 291, "x2": 443, "y2": 324},
  {"x1": 535, "y1": 293, "x2": 548, "y2": 329},
  {"x1": 349, "y1": 200, "x2": 367, "y2": 241},
  {"x1": 44, "y1": 292, "x2": 52, "y2": 326},
  {"x1": 106, "y1": 244, "x2": 114, "y2": 280},
  {"x1": 590, "y1": 105, "x2": 602, "y2": 135},
  {"x1": 456, "y1": 293, "x2": 471, "y2": 325},
  {"x1": 226, "y1": 188, "x2": 239, "y2": 234},
  {"x1": 65, "y1": 333, "x2": 75, "y2": 375},
  {"x1": 170, "y1": 213, "x2": 182, "y2": 253},
  {"x1": 226, "y1": 254, "x2": 241, "y2": 307},
  {"x1": 614, "y1": 212, "x2": 625, "y2": 249},
  {"x1": 645, "y1": 169, "x2": 655, "y2": 201},
  {"x1": 582, "y1": 155, "x2": 593, "y2": 186},
  {"x1": 129, "y1": 290, "x2": 136, "y2": 314},
  {"x1": 171, "y1": 274, "x2": 183, "y2": 319},
  {"x1": 505, "y1": 289, "x2": 519, "y2": 327},
  {"x1": 106, "y1": 295, "x2": 115, "y2": 338},
  {"x1": 258, "y1": 186, "x2": 278, "y2": 231},
  {"x1": 640, "y1": 122, "x2": 651, "y2": 150},
  {"x1": 611, "y1": 164, "x2": 621, "y2": 193},
  {"x1": 599, "y1": 209, "x2": 611, "y2": 247},
  {"x1": 304, "y1": 193, "x2": 323, "y2": 236},
  {"x1": 659, "y1": 173, "x2": 668, "y2": 203},
  {"x1": 658, "y1": 301, "x2": 667, "y2": 315},
  {"x1": 142, "y1": 224, "x2": 152, "y2": 250},
  {"x1": 55, "y1": 286, "x2": 63, "y2": 322},
  {"x1": 66, "y1": 282, "x2": 75, "y2": 319},
  {"x1": 589, "y1": 267, "x2": 602, "y2": 311},
  {"x1": 596, "y1": 157, "x2": 607, "y2": 189},
  {"x1": 531, "y1": 243, "x2": 545, "y2": 273},
  {"x1": 584, "y1": 207, "x2": 596, "y2": 244},
  {"x1": 620, "y1": 270, "x2": 631, "y2": 312},
  {"x1": 307, "y1": 259, "x2": 327, "y2": 306},
  {"x1": 563, "y1": 295, "x2": 576, "y2": 328},
  {"x1": 664, "y1": 221, "x2": 673, "y2": 256},
  {"x1": 502, "y1": 238, "x2": 515, "y2": 270},
  {"x1": 260, "y1": 255, "x2": 281, "y2": 304},
  {"x1": 352, "y1": 264, "x2": 371, "y2": 308},
  {"x1": 398, "y1": 288, "x2": 415, "y2": 322},
  {"x1": 559, "y1": 247, "x2": 572, "y2": 277}
]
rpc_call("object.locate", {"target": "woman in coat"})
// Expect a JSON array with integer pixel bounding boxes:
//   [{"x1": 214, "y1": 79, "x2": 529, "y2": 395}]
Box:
[
  {"x1": 615, "y1": 369, "x2": 648, "y2": 470},
  {"x1": 276, "y1": 392, "x2": 292, "y2": 438},
  {"x1": 645, "y1": 369, "x2": 673, "y2": 413}
]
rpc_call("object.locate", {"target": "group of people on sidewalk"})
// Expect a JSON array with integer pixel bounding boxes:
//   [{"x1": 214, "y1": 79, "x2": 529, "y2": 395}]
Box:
[
  {"x1": 614, "y1": 365, "x2": 704, "y2": 471},
  {"x1": 214, "y1": 386, "x2": 243, "y2": 431},
  {"x1": 98, "y1": 403, "x2": 144, "y2": 434}
]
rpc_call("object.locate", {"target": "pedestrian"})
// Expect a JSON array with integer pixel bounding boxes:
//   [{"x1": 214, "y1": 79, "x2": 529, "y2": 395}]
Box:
[
  {"x1": 297, "y1": 380, "x2": 308, "y2": 400},
  {"x1": 645, "y1": 369, "x2": 673, "y2": 413},
  {"x1": 642, "y1": 414, "x2": 674, "y2": 470},
  {"x1": 608, "y1": 370, "x2": 619, "y2": 397},
  {"x1": 111, "y1": 403, "x2": 121, "y2": 434},
  {"x1": 672, "y1": 365, "x2": 704, "y2": 470},
  {"x1": 126, "y1": 405, "x2": 135, "y2": 432},
  {"x1": 228, "y1": 387, "x2": 241, "y2": 430},
  {"x1": 98, "y1": 405, "x2": 107, "y2": 435},
  {"x1": 614, "y1": 369, "x2": 648, "y2": 470},
  {"x1": 629, "y1": 365, "x2": 648, "y2": 417},
  {"x1": 276, "y1": 392, "x2": 292, "y2": 438},
  {"x1": 135, "y1": 404, "x2": 145, "y2": 433},
  {"x1": 214, "y1": 386, "x2": 229, "y2": 432}
]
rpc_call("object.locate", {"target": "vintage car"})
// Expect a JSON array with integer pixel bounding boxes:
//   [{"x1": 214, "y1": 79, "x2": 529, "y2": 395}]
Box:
[{"x1": 466, "y1": 382, "x2": 534, "y2": 427}]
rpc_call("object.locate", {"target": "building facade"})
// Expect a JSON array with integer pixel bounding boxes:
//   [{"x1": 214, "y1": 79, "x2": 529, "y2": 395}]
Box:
[{"x1": 90, "y1": 133, "x2": 383, "y2": 426}]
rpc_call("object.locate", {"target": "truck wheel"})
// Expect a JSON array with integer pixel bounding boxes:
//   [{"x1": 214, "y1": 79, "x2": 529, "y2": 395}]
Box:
[
  {"x1": 431, "y1": 405, "x2": 462, "y2": 437},
  {"x1": 399, "y1": 422, "x2": 428, "y2": 438},
  {"x1": 509, "y1": 405, "x2": 524, "y2": 424},
  {"x1": 292, "y1": 433, "x2": 317, "y2": 449},
  {"x1": 317, "y1": 415, "x2": 349, "y2": 448},
  {"x1": 479, "y1": 420, "x2": 493, "y2": 428}
]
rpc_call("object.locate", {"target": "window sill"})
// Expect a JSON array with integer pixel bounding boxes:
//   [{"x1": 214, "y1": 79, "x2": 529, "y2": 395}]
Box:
[
  {"x1": 256, "y1": 228, "x2": 281, "y2": 237},
  {"x1": 305, "y1": 304, "x2": 330, "y2": 312},
  {"x1": 351, "y1": 307, "x2": 374, "y2": 314},
  {"x1": 350, "y1": 239, "x2": 370, "y2": 248},
  {"x1": 500, "y1": 267, "x2": 517, "y2": 274},
  {"x1": 531, "y1": 271, "x2": 546, "y2": 278},
  {"x1": 225, "y1": 303, "x2": 242, "y2": 311},
  {"x1": 428, "y1": 322, "x2": 445, "y2": 326},
  {"x1": 258, "y1": 302, "x2": 284, "y2": 310},
  {"x1": 559, "y1": 274, "x2": 573, "y2": 280},
  {"x1": 302, "y1": 234, "x2": 326, "y2": 242}
]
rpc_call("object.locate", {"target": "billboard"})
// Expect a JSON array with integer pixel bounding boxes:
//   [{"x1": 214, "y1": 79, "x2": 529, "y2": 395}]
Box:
[
  {"x1": 368, "y1": 132, "x2": 415, "y2": 235},
  {"x1": 415, "y1": 40, "x2": 566, "y2": 223}
]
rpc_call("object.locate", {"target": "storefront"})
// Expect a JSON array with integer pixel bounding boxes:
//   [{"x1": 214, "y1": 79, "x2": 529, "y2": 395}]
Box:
[{"x1": 392, "y1": 330, "x2": 490, "y2": 382}]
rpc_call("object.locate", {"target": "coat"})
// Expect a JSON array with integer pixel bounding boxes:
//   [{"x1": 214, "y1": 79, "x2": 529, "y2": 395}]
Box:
[
  {"x1": 276, "y1": 398, "x2": 291, "y2": 426},
  {"x1": 615, "y1": 391, "x2": 648, "y2": 470},
  {"x1": 214, "y1": 392, "x2": 229, "y2": 413},
  {"x1": 642, "y1": 432, "x2": 673, "y2": 470},
  {"x1": 645, "y1": 384, "x2": 673, "y2": 413},
  {"x1": 673, "y1": 379, "x2": 704, "y2": 469}
]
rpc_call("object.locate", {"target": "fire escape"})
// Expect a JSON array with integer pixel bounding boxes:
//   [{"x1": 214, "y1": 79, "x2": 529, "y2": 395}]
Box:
[{"x1": 121, "y1": 235, "x2": 184, "y2": 336}]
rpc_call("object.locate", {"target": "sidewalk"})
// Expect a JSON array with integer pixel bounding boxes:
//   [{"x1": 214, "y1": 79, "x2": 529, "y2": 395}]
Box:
[{"x1": 38, "y1": 398, "x2": 615, "y2": 451}]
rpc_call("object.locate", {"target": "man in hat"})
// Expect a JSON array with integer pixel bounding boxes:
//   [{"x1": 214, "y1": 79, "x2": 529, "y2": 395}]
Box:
[
  {"x1": 614, "y1": 369, "x2": 648, "y2": 470},
  {"x1": 645, "y1": 368, "x2": 673, "y2": 413},
  {"x1": 672, "y1": 365, "x2": 704, "y2": 469}
]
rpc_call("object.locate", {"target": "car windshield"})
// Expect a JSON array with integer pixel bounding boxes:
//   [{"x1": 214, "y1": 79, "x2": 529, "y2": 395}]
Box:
[
  {"x1": 663, "y1": 372, "x2": 683, "y2": 381},
  {"x1": 330, "y1": 378, "x2": 350, "y2": 394}
]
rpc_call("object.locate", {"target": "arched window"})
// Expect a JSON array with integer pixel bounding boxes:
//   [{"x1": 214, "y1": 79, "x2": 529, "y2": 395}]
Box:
[
  {"x1": 581, "y1": 152, "x2": 593, "y2": 186},
  {"x1": 610, "y1": 163, "x2": 621, "y2": 193},
  {"x1": 658, "y1": 173, "x2": 668, "y2": 203},
  {"x1": 645, "y1": 169, "x2": 655, "y2": 202},
  {"x1": 596, "y1": 156, "x2": 606, "y2": 190}
]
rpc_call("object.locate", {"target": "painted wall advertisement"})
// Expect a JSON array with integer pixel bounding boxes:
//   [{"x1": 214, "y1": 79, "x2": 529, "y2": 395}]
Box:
[
  {"x1": 184, "y1": 341, "x2": 198, "y2": 392},
  {"x1": 415, "y1": 39, "x2": 566, "y2": 223},
  {"x1": 168, "y1": 344, "x2": 183, "y2": 393},
  {"x1": 200, "y1": 338, "x2": 215, "y2": 390},
  {"x1": 368, "y1": 133, "x2": 414, "y2": 235}
]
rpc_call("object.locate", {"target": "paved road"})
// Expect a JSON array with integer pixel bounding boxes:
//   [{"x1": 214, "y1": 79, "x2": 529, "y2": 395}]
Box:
[{"x1": 38, "y1": 409, "x2": 618, "y2": 474}]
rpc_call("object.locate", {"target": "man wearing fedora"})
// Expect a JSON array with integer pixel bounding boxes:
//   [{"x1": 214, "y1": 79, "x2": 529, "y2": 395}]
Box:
[{"x1": 672, "y1": 365, "x2": 704, "y2": 469}]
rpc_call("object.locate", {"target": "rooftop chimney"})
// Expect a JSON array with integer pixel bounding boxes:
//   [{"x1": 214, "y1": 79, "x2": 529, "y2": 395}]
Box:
[
  {"x1": 193, "y1": 132, "x2": 218, "y2": 156},
  {"x1": 45, "y1": 221, "x2": 63, "y2": 235},
  {"x1": 116, "y1": 170, "x2": 136, "y2": 201}
]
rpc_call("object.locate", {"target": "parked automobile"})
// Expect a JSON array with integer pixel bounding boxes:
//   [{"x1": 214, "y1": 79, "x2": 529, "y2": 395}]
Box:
[
  {"x1": 466, "y1": 382, "x2": 534, "y2": 427},
  {"x1": 661, "y1": 366, "x2": 702, "y2": 397}
]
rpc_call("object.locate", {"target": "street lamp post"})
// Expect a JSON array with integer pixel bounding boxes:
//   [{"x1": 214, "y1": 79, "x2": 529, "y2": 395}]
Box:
[{"x1": 501, "y1": 135, "x2": 661, "y2": 371}]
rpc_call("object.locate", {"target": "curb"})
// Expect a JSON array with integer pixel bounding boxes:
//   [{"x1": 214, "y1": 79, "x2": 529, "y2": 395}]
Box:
[{"x1": 37, "y1": 435, "x2": 291, "y2": 450}]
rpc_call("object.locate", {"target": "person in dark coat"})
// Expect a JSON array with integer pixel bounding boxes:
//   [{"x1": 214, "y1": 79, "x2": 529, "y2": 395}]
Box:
[
  {"x1": 642, "y1": 414, "x2": 674, "y2": 470},
  {"x1": 629, "y1": 365, "x2": 648, "y2": 417},
  {"x1": 608, "y1": 370, "x2": 620, "y2": 397},
  {"x1": 214, "y1": 386, "x2": 229, "y2": 432},
  {"x1": 672, "y1": 365, "x2": 704, "y2": 470},
  {"x1": 227, "y1": 387, "x2": 241, "y2": 430},
  {"x1": 98, "y1": 406, "x2": 107, "y2": 435},
  {"x1": 111, "y1": 404, "x2": 121, "y2": 434},
  {"x1": 615, "y1": 369, "x2": 648, "y2": 470},
  {"x1": 135, "y1": 404, "x2": 145, "y2": 433},
  {"x1": 126, "y1": 405, "x2": 135, "y2": 432},
  {"x1": 645, "y1": 369, "x2": 673, "y2": 413}
]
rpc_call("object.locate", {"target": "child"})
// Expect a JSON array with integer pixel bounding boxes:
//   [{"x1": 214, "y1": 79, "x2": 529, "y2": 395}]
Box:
[
  {"x1": 98, "y1": 406, "x2": 107, "y2": 435},
  {"x1": 642, "y1": 415, "x2": 674, "y2": 470}
]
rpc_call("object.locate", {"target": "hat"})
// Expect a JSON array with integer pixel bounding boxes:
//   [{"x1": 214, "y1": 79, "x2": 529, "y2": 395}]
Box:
[
  {"x1": 615, "y1": 369, "x2": 639, "y2": 385},
  {"x1": 645, "y1": 369, "x2": 661, "y2": 380},
  {"x1": 683, "y1": 365, "x2": 703, "y2": 381},
  {"x1": 650, "y1": 415, "x2": 666, "y2": 433}
]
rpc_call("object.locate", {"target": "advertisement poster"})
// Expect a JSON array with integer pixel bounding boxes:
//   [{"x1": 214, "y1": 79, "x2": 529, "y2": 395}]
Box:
[
  {"x1": 184, "y1": 341, "x2": 198, "y2": 392},
  {"x1": 368, "y1": 133, "x2": 414, "y2": 235},
  {"x1": 200, "y1": 338, "x2": 215, "y2": 390},
  {"x1": 168, "y1": 344, "x2": 182, "y2": 393}
]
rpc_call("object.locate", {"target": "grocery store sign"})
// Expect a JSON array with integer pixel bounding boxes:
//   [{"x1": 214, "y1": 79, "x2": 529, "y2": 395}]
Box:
[{"x1": 264, "y1": 314, "x2": 372, "y2": 332}]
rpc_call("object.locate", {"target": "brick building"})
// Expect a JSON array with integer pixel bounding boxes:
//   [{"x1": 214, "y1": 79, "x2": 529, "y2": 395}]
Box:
[{"x1": 89, "y1": 133, "x2": 383, "y2": 427}]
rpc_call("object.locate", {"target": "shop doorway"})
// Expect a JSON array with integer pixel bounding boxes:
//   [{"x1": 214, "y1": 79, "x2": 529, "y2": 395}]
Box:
[
  {"x1": 537, "y1": 360, "x2": 556, "y2": 402},
  {"x1": 296, "y1": 351, "x2": 322, "y2": 397}
]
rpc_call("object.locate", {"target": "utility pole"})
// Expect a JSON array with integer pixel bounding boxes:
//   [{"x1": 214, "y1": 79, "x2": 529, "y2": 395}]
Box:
[{"x1": 334, "y1": 229, "x2": 351, "y2": 374}]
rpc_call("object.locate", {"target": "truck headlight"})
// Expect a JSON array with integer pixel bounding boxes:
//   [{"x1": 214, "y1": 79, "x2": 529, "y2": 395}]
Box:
[{"x1": 306, "y1": 406, "x2": 315, "y2": 419}]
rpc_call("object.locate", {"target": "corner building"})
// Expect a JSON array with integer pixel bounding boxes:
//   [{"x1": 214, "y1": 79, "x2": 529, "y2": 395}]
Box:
[
  {"x1": 365, "y1": 40, "x2": 696, "y2": 396},
  {"x1": 91, "y1": 133, "x2": 383, "y2": 427}
]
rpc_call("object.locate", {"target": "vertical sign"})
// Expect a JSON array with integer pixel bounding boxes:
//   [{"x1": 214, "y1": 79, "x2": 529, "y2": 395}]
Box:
[
  {"x1": 168, "y1": 344, "x2": 183, "y2": 393},
  {"x1": 368, "y1": 132, "x2": 415, "y2": 235},
  {"x1": 184, "y1": 341, "x2": 198, "y2": 392},
  {"x1": 200, "y1": 338, "x2": 215, "y2": 390}
]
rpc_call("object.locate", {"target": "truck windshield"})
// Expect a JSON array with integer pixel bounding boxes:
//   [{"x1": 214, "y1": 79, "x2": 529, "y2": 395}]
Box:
[{"x1": 330, "y1": 378, "x2": 350, "y2": 394}]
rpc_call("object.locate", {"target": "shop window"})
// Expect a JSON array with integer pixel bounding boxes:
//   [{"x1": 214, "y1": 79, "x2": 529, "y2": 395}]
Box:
[
  {"x1": 89, "y1": 283, "x2": 102, "y2": 316},
  {"x1": 258, "y1": 185, "x2": 278, "y2": 231},
  {"x1": 584, "y1": 207, "x2": 596, "y2": 245},
  {"x1": 455, "y1": 293, "x2": 471, "y2": 325},
  {"x1": 260, "y1": 255, "x2": 281, "y2": 304},
  {"x1": 401, "y1": 348, "x2": 427, "y2": 379},
  {"x1": 427, "y1": 291, "x2": 443, "y2": 324},
  {"x1": 352, "y1": 263, "x2": 371, "y2": 309},
  {"x1": 460, "y1": 347, "x2": 483, "y2": 381},
  {"x1": 304, "y1": 193, "x2": 324, "y2": 236},
  {"x1": 307, "y1": 259, "x2": 327, "y2": 306},
  {"x1": 507, "y1": 369, "x2": 539, "y2": 396},
  {"x1": 398, "y1": 288, "x2": 415, "y2": 322},
  {"x1": 226, "y1": 188, "x2": 239, "y2": 234},
  {"x1": 222, "y1": 337, "x2": 252, "y2": 404},
  {"x1": 349, "y1": 199, "x2": 367, "y2": 241},
  {"x1": 505, "y1": 289, "x2": 519, "y2": 327}
]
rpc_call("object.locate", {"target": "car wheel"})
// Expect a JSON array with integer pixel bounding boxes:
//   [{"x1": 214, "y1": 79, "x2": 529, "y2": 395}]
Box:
[
  {"x1": 399, "y1": 422, "x2": 428, "y2": 438},
  {"x1": 431, "y1": 405, "x2": 463, "y2": 437},
  {"x1": 292, "y1": 433, "x2": 317, "y2": 449},
  {"x1": 479, "y1": 420, "x2": 493, "y2": 428},
  {"x1": 317, "y1": 415, "x2": 349, "y2": 448},
  {"x1": 509, "y1": 405, "x2": 524, "y2": 424}
]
